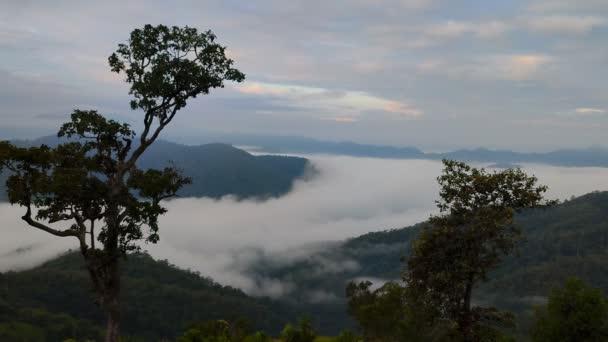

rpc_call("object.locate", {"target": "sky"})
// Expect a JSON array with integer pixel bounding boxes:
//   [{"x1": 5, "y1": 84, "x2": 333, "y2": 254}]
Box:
[
  {"x1": 1, "y1": 0, "x2": 608, "y2": 150},
  {"x1": 2, "y1": 155, "x2": 608, "y2": 297}
]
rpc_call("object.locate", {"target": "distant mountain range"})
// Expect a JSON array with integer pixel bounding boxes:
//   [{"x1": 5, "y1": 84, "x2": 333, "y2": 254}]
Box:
[
  {"x1": 0, "y1": 136, "x2": 312, "y2": 202},
  {"x1": 170, "y1": 133, "x2": 608, "y2": 167}
]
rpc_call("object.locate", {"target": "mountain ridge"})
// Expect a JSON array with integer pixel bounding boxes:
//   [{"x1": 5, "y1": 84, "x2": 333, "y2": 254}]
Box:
[{"x1": 0, "y1": 136, "x2": 312, "y2": 201}]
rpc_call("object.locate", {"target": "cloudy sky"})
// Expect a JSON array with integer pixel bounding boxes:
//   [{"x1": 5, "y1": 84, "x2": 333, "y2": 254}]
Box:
[{"x1": 1, "y1": 0, "x2": 607, "y2": 150}]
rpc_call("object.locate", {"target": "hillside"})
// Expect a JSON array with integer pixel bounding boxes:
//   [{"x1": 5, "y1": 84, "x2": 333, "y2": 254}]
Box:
[
  {"x1": 0, "y1": 136, "x2": 311, "y2": 201},
  {"x1": 0, "y1": 252, "x2": 298, "y2": 340},
  {"x1": 3, "y1": 192, "x2": 608, "y2": 338},
  {"x1": 245, "y1": 191, "x2": 608, "y2": 333}
]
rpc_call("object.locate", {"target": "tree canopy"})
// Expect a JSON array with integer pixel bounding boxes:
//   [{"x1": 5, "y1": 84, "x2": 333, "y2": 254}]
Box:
[
  {"x1": 0, "y1": 24, "x2": 244, "y2": 342},
  {"x1": 404, "y1": 160, "x2": 554, "y2": 341}
]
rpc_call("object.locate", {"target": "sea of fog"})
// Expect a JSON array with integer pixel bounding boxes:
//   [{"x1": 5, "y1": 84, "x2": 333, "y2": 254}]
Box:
[{"x1": 2, "y1": 155, "x2": 608, "y2": 296}]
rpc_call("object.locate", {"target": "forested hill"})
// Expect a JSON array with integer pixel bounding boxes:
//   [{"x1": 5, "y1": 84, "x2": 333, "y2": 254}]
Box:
[
  {"x1": 0, "y1": 252, "x2": 298, "y2": 340},
  {"x1": 2, "y1": 191, "x2": 608, "y2": 338},
  {"x1": 0, "y1": 136, "x2": 311, "y2": 201},
  {"x1": 244, "y1": 191, "x2": 608, "y2": 333},
  {"x1": 141, "y1": 140, "x2": 311, "y2": 199}
]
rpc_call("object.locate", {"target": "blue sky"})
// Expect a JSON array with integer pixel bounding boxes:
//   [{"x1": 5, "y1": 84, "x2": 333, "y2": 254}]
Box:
[{"x1": 1, "y1": 0, "x2": 607, "y2": 151}]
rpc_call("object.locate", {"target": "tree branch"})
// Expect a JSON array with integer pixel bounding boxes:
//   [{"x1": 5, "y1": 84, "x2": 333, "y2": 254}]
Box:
[{"x1": 22, "y1": 206, "x2": 78, "y2": 238}]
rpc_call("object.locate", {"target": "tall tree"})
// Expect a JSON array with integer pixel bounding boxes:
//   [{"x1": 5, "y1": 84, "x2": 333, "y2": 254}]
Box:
[
  {"x1": 532, "y1": 277, "x2": 608, "y2": 342},
  {"x1": 0, "y1": 24, "x2": 244, "y2": 341},
  {"x1": 404, "y1": 160, "x2": 553, "y2": 341}
]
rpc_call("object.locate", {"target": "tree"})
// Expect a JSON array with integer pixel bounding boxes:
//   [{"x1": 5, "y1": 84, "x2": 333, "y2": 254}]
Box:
[
  {"x1": 404, "y1": 160, "x2": 553, "y2": 342},
  {"x1": 346, "y1": 280, "x2": 453, "y2": 341},
  {"x1": 0, "y1": 24, "x2": 244, "y2": 342},
  {"x1": 333, "y1": 329, "x2": 361, "y2": 342},
  {"x1": 531, "y1": 277, "x2": 608, "y2": 342},
  {"x1": 280, "y1": 318, "x2": 317, "y2": 342},
  {"x1": 346, "y1": 281, "x2": 409, "y2": 341}
]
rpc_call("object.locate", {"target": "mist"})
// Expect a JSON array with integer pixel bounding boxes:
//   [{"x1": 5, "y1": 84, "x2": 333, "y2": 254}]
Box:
[{"x1": 1, "y1": 155, "x2": 607, "y2": 297}]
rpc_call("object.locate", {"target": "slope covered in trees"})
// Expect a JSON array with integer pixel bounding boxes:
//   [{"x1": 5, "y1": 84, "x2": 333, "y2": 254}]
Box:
[
  {"x1": 3, "y1": 191, "x2": 607, "y2": 339},
  {"x1": 246, "y1": 191, "x2": 608, "y2": 334},
  {"x1": 0, "y1": 252, "x2": 298, "y2": 340},
  {"x1": 0, "y1": 137, "x2": 311, "y2": 202}
]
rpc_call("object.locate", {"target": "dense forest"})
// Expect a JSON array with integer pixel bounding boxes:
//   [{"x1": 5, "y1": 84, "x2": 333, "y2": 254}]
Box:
[
  {"x1": 244, "y1": 190, "x2": 608, "y2": 335},
  {"x1": 0, "y1": 252, "x2": 298, "y2": 340},
  {"x1": 0, "y1": 137, "x2": 311, "y2": 202},
  {"x1": 2, "y1": 191, "x2": 607, "y2": 340}
]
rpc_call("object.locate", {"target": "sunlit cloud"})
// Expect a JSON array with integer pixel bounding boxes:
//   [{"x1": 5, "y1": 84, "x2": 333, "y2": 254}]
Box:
[
  {"x1": 235, "y1": 82, "x2": 423, "y2": 119},
  {"x1": 575, "y1": 107, "x2": 606, "y2": 115},
  {"x1": 417, "y1": 54, "x2": 553, "y2": 81}
]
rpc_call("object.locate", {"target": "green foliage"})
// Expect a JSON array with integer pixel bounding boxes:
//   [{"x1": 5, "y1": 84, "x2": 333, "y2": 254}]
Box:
[
  {"x1": 345, "y1": 281, "x2": 409, "y2": 341},
  {"x1": 1, "y1": 252, "x2": 296, "y2": 339},
  {"x1": 242, "y1": 331, "x2": 272, "y2": 342},
  {"x1": 281, "y1": 318, "x2": 317, "y2": 342},
  {"x1": 0, "y1": 24, "x2": 244, "y2": 340},
  {"x1": 176, "y1": 320, "x2": 271, "y2": 342},
  {"x1": 108, "y1": 25, "x2": 244, "y2": 113},
  {"x1": 0, "y1": 110, "x2": 190, "y2": 254},
  {"x1": 404, "y1": 160, "x2": 552, "y2": 341},
  {"x1": 332, "y1": 330, "x2": 360, "y2": 342},
  {"x1": 0, "y1": 303, "x2": 103, "y2": 341},
  {"x1": 531, "y1": 277, "x2": 608, "y2": 341}
]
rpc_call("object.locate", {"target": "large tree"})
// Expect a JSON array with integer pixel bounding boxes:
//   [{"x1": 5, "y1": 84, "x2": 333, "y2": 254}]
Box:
[
  {"x1": 404, "y1": 160, "x2": 554, "y2": 341},
  {"x1": 0, "y1": 24, "x2": 244, "y2": 341}
]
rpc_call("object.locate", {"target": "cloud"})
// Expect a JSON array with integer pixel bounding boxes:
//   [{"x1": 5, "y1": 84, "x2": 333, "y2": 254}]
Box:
[
  {"x1": 528, "y1": 0, "x2": 608, "y2": 12},
  {"x1": 320, "y1": 116, "x2": 359, "y2": 123},
  {"x1": 2, "y1": 155, "x2": 608, "y2": 298},
  {"x1": 499, "y1": 55, "x2": 553, "y2": 80},
  {"x1": 527, "y1": 16, "x2": 607, "y2": 35},
  {"x1": 235, "y1": 82, "x2": 423, "y2": 119},
  {"x1": 1, "y1": 0, "x2": 608, "y2": 153},
  {"x1": 417, "y1": 54, "x2": 553, "y2": 81},
  {"x1": 575, "y1": 107, "x2": 606, "y2": 115}
]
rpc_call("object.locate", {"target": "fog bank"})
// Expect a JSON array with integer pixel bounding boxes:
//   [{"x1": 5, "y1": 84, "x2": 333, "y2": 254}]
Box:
[{"x1": 1, "y1": 155, "x2": 607, "y2": 296}]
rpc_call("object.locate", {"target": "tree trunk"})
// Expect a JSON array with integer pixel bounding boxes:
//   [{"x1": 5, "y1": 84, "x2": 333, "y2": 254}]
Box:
[
  {"x1": 103, "y1": 257, "x2": 121, "y2": 342},
  {"x1": 105, "y1": 298, "x2": 121, "y2": 342},
  {"x1": 459, "y1": 273, "x2": 475, "y2": 342}
]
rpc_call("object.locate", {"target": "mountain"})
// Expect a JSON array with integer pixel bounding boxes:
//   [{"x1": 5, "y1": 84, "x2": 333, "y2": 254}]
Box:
[
  {"x1": 243, "y1": 191, "x2": 608, "y2": 334},
  {"x1": 3, "y1": 191, "x2": 608, "y2": 338},
  {"x1": 140, "y1": 140, "x2": 312, "y2": 199},
  {"x1": 436, "y1": 147, "x2": 608, "y2": 168},
  {"x1": 0, "y1": 252, "x2": 299, "y2": 340},
  {"x1": 170, "y1": 133, "x2": 608, "y2": 167},
  {"x1": 0, "y1": 136, "x2": 312, "y2": 201}
]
